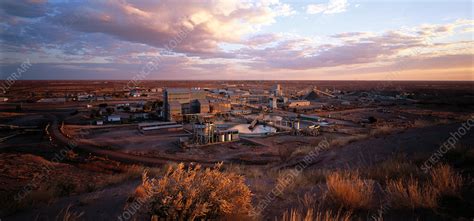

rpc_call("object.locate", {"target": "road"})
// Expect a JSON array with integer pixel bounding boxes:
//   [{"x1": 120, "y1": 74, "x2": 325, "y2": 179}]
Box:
[{"x1": 46, "y1": 113, "x2": 220, "y2": 167}]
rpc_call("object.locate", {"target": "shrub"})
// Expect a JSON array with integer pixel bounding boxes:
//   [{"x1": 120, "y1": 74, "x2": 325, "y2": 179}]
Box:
[
  {"x1": 326, "y1": 171, "x2": 374, "y2": 210},
  {"x1": 137, "y1": 163, "x2": 254, "y2": 220},
  {"x1": 280, "y1": 208, "x2": 352, "y2": 221},
  {"x1": 430, "y1": 164, "x2": 463, "y2": 196},
  {"x1": 385, "y1": 177, "x2": 438, "y2": 209}
]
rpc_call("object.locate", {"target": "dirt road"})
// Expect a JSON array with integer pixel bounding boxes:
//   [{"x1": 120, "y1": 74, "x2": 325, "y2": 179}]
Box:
[{"x1": 46, "y1": 113, "x2": 219, "y2": 167}]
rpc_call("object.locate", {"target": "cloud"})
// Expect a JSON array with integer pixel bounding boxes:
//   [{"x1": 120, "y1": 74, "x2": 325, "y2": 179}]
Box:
[
  {"x1": 244, "y1": 33, "x2": 281, "y2": 46},
  {"x1": 239, "y1": 30, "x2": 427, "y2": 70},
  {"x1": 43, "y1": 0, "x2": 293, "y2": 56},
  {"x1": 415, "y1": 19, "x2": 473, "y2": 37},
  {"x1": 325, "y1": 53, "x2": 474, "y2": 80},
  {"x1": 0, "y1": 1, "x2": 472, "y2": 80},
  {"x1": 0, "y1": 0, "x2": 295, "y2": 59},
  {"x1": 0, "y1": 0, "x2": 47, "y2": 18},
  {"x1": 241, "y1": 20, "x2": 471, "y2": 68},
  {"x1": 306, "y1": 0, "x2": 348, "y2": 15},
  {"x1": 306, "y1": 4, "x2": 326, "y2": 14},
  {"x1": 273, "y1": 3, "x2": 297, "y2": 16},
  {"x1": 331, "y1": 32, "x2": 368, "y2": 38}
]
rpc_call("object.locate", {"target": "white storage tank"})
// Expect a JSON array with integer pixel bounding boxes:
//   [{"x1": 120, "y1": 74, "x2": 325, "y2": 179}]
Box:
[{"x1": 232, "y1": 133, "x2": 239, "y2": 140}]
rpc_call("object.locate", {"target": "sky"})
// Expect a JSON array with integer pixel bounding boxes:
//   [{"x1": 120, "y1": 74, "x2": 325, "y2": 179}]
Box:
[{"x1": 0, "y1": 0, "x2": 473, "y2": 80}]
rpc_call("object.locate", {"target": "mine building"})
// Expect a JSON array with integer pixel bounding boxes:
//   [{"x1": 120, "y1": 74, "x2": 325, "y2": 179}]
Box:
[
  {"x1": 163, "y1": 88, "x2": 209, "y2": 121},
  {"x1": 209, "y1": 101, "x2": 231, "y2": 113},
  {"x1": 287, "y1": 100, "x2": 311, "y2": 108}
]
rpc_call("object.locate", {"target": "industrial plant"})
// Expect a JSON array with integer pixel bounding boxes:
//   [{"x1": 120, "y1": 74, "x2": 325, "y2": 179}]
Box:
[
  {"x1": 147, "y1": 83, "x2": 339, "y2": 148},
  {"x1": 2, "y1": 80, "x2": 473, "y2": 221}
]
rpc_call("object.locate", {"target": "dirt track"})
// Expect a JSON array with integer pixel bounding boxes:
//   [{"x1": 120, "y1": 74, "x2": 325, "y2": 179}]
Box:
[{"x1": 46, "y1": 114, "x2": 220, "y2": 167}]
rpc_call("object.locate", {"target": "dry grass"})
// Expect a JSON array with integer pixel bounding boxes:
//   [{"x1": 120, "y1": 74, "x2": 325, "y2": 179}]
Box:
[
  {"x1": 275, "y1": 169, "x2": 310, "y2": 194},
  {"x1": 412, "y1": 119, "x2": 432, "y2": 128},
  {"x1": 325, "y1": 171, "x2": 374, "y2": 210},
  {"x1": 55, "y1": 205, "x2": 84, "y2": 221},
  {"x1": 303, "y1": 169, "x2": 330, "y2": 184},
  {"x1": 224, "y1": 164, "x2": 268, "y2": 180},
  {"x1": 123, "y1": 164, "x2": 163, "y2": 178},
  {"x1": 249, "y1": 178, "x2": 270, "y2": 197},
  {"x1": 298, "y1": 192, "x2": 317, "y2": 210},
  {"x1": 137, "y1": 163, "x2": 254, "y2": 220},
  {"x1": 364, "y1": 157, "x2": 421, "y2": 182},
  {"x1": 430, "y1": 164, "x2": 463, "y2": 196},
  {"x1": 369, "y1": 125, "x2": 399, "y2": 137},
  {"x1": 84, "y1": 164, "x2": 163, "y2": 192},
  {"x1": 278, "y1": 146, "x2": 296, "y2": 162},
  {"x1": 385, "y1": 164, "x2": 463, "y2": 209},
  {"x1": 385, "y1": 177, "x2": 439, "y2": 209},
  {"x1": 280, "y1": 208, "x2": 352, "y2": 221}
]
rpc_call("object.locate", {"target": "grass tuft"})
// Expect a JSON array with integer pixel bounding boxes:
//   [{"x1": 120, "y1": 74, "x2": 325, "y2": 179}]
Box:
[
  {"x1": 385, "y1": 177, "x2": 439, "y2": 209},
  {"x1": 430, "y1": 164, "x2": 463, "y2": 196},
  {"x1": 280, "y1": 208, "x2": 352, "y2": 221},
  {"x1": 326, "y1": 171, "x2": 374, "y2": 210}
]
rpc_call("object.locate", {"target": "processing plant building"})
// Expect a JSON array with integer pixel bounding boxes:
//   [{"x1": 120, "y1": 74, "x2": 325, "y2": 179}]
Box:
[{"x1": 163, "y1": 88, "x2": 209, "y2": 121}]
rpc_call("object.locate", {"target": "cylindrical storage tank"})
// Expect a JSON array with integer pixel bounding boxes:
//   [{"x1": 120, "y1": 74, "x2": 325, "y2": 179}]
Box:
[
  {"x1": 227, "y1": 133, "x2": 232, "y2": 141},
  {"x1": 294, "y1": 121, "x2": 300, "y2": 130},
  {"x1": 232, "y1": 133, "x2": 239, "y2": 140},
  {"x1": 273, "y1": 116, "x2": 283, "y2": 121},
  {"x1": 220, "y1": 134, "x2": 225, "y2": 142}
]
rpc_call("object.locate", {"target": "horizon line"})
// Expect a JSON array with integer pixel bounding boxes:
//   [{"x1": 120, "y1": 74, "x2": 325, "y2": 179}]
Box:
[{"x1": 4, "y1": 79, "x2": 474, "y2": 82}]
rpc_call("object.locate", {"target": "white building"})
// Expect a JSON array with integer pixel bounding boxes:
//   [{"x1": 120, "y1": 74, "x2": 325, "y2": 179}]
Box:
[
  {"x1": 107, "y1": 115, "x2": 121, "y2": 122},
  {"x1": 37, "y1": 98, "x2": 66, "y2": 103},
  {"x1": 78, "y1": 94, "x2": 93, "y2": 101}
]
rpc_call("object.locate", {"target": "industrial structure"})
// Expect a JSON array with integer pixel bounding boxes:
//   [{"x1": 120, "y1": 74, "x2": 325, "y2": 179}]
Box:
[
  {"x1": 209, "y1": 101, "x2": 231, "y2": 113},
  {"x1": 163, "y1": 88, "x2": 208, "y2": 121},
  {"x1": 138, "y1": 122, "x2": 183, "y2": 133},
  {"x1": 287, "y1": 100, "x2": 311, "y2": 108},
  {"x1": 272, "y1": 84, "x2": 283, "y2": 97},
  {"x1": 161, "y1": 84, "x2": 330, "y2": 148},
  {"x1": 187, "y1": 122, "x2": 239, "y2": 146}
]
